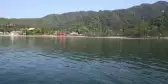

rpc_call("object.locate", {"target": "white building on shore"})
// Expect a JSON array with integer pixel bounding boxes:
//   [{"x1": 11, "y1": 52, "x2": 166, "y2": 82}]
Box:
[
  {"x1": 10, "y1": 31, "x2": 22, "y2": 36},
  {"x1": 28, "y1": 28, "x2": 35, "y2": 30}
]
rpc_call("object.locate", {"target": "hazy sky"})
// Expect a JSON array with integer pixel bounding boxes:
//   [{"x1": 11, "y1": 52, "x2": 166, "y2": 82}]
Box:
[{"x1": 0, "y1": 0, "x2": 164, "y2": 18}]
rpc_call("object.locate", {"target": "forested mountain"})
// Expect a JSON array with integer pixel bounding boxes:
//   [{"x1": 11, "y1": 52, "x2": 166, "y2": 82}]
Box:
[
  {"x1": 1, "y1": 1, "x2": 168, "y2": 36},
  {"x1": 63, "y1": 1, "x2": 168, "y2": 36},
  {"x1": 0, "y1": 11, "x2": 97, "y2": 28}
]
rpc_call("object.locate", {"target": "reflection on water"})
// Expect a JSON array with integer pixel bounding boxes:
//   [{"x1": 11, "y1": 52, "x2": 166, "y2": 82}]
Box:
[{"x1": 0, "y1": 36, "x2": 167, "y2": 84}]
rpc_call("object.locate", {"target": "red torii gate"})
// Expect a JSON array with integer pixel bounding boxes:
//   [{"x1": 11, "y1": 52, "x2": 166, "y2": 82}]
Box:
[{"x1": 59, "y1": 32, "x2": 66, "y2": 36}]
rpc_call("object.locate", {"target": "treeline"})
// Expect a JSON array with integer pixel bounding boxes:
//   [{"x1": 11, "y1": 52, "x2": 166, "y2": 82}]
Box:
[
  {"x1": 63, "y1": 6, "x2": 168, "y2": 37},
  {"x1": 0, "y1": 24, "x2": 58, "y2": 35},
  {"x1": 0, "y1": 1, "x2": 168, "y2": 37}
]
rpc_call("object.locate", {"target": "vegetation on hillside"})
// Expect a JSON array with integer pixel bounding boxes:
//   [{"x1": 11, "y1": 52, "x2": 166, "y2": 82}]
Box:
[{"x1": 0, "y1": 1, "x2": 168, "y2": 37}]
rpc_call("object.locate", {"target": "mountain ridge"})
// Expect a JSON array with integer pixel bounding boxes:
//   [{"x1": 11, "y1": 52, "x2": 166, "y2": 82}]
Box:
[
  {"x1": 1, "y1": 1, "x2": 168, "y2": 36},
  {"x1": 1, "y1": 1, "x2": 167, "y2": 19}
]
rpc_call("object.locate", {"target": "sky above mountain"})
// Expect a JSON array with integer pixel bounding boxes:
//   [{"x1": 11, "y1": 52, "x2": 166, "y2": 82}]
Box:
[{"x1": 0, "y1": 0, "x2": 163, "y2": 18}]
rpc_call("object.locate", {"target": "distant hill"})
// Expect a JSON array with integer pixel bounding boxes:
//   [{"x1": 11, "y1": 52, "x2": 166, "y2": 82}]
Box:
[
  {"x1": 0, "y1": 11, "x2": 98, "y2": 28},
  {"x1": 62, "y1": 1, "x2": 168, "y2": 36},
  {"x1": 1, "y1": 1, "x2": 168, "y2": 36}
]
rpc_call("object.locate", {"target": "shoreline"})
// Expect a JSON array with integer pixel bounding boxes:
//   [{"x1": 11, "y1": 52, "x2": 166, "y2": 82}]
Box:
[{"x1": 0, "y1": 35, "x2": 167, "y2": 39}]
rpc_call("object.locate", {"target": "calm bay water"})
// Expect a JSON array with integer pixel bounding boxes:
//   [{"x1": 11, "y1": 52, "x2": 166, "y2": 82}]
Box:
[{"x1": 0, "y1": 36, "x2": 168, "y2": 84}]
